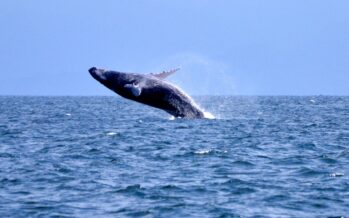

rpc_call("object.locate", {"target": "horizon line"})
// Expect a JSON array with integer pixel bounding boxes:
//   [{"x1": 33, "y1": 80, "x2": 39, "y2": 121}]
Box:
[{"x1": 0, "y1": 94, "x2": 348, "y2": 97}]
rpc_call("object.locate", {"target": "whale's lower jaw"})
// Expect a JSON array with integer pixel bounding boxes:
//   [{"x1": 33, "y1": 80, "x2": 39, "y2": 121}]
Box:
[
  {"x1": 133, "y1": 97, "x2": 205, "y2": 119},
  {"x1": 117, "y1": 88, "x2": 205, "y2": 119},
  {"x1": 145, "y1": 97, "x2": 205, "y2": 119}
]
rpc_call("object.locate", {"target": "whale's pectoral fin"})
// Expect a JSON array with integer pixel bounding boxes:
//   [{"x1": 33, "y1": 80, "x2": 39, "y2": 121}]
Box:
[
  {"x1": 124, "y1": 83, "x2": 142, "y2": 97},
  {"x1": 151, "y1": 68, "x2": 180, "y2": 80}
]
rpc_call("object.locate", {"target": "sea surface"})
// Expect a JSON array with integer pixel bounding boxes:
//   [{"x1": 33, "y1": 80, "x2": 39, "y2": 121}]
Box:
[{"x1": 0, "y1": 96, "x2": 348, "y2": 217}]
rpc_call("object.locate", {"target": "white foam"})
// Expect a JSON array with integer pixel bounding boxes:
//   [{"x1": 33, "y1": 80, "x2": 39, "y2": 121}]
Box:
[
  {"x1": 65, "y1": 113, "x2": 71, "y2": 116},
  {"x1": 330, "y1": 172, "x2": 344, "y2": 177},
  {"x1": 203, "y1": 111, "x2": 215, "y2": 119},
  {"x1": 194, "y1": 149, "x2": 212, "y2": 155},
  {"x1": 106, "y1": 132, "x2": 117, "y2": 136}
]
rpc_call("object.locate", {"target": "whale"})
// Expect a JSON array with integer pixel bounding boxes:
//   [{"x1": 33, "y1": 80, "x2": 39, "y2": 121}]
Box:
[{"x1": 89, "y1": 67, "x2": 205, "y2": 118}]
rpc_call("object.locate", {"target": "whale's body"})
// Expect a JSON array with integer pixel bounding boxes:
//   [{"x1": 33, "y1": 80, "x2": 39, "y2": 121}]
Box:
[{"x1": 89, "y1": 67, "x2": 205, "y2": 118}]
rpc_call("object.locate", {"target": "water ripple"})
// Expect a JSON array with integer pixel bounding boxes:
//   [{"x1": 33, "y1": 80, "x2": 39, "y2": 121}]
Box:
[{"x1": 0, "y1": 96, "x2": 348, "y2": 217}]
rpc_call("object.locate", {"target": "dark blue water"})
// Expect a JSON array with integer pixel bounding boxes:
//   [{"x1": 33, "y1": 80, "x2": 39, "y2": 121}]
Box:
[{"x1": 0, "y1": 96, "x2": 348, "y2": 217}]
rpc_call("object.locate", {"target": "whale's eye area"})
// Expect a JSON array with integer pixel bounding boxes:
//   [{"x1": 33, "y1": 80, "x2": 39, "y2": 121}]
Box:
[{"x1": 124, "y1": 83, "x2": 142, "y2": 97}]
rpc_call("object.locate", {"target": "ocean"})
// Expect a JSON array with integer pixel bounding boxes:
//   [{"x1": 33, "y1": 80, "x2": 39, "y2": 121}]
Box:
[{"x1": 0, "y1": 96, "x2": 348, "y2": 217}]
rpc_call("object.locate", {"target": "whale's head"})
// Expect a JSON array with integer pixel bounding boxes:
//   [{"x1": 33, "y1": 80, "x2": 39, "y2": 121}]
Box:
[
  {"x1": 89, "y1": 67, "x2": 120, "y2": 90},
  {"x1": 89, "y1": 67, "x2": 135, "y2": 94},
  {"x1": 89, "y1": 67, "x2": 107, "y2": 82}
]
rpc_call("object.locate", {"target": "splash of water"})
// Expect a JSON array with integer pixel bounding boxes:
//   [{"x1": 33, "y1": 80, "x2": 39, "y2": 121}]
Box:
[
  {"x1": 152, "y1": 52, "x2": 235, "y2": 96},
  {"x1": 168, "y1": 111, "x2": 215, "y2": 120},
  {"x1": 203, "y1": 111, "x2": 215, "y2": 119}
]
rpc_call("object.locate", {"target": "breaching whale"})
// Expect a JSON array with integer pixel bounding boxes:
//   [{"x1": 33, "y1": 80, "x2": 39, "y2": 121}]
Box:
[{"x1": 89, "y1": 67, "x2": 205, "y2": 118}]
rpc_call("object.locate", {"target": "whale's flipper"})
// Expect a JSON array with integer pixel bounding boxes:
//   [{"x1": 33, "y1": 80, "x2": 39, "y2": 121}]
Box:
[
  {"x1": 124, "y1": 83, "x2": 142, "y2": 96},
  {"x1": 151, "y1": 68, "x2": 180, "y2": 80}
]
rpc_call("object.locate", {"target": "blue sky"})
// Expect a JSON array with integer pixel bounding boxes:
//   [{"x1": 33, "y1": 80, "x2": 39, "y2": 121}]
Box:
[{"x1": 0, "y1": 0, "x2": 348, "y2": 95}]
